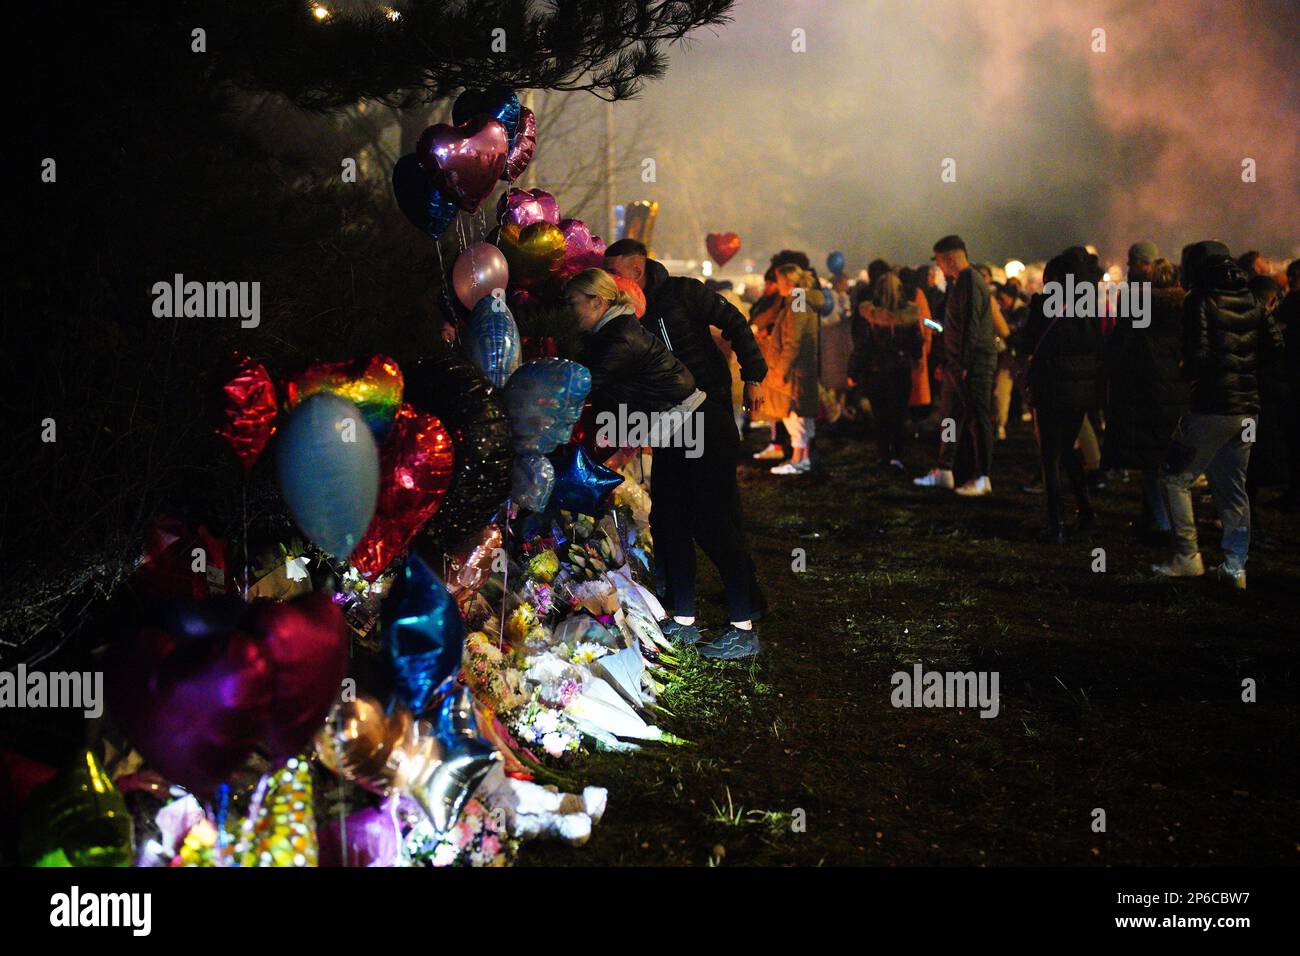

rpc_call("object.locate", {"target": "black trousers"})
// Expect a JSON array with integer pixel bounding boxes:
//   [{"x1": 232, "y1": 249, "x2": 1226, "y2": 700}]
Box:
[
  {"x1": 1035, "y1": 405, "x2": 1094, "y2": 528},
  {"x1": 937, "y1": 357, "x2": 996, "y2": 481},
  {"x1": 650, "y1": 397, "x2": 756, "y2": 622},
  {"x1": 868, "y1": 366, "x2": 912, "y2": 461}
]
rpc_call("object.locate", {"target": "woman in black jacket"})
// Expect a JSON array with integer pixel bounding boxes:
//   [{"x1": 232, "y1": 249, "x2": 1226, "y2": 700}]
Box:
[
  {"x1": 1104, "y1": 258, "x2": 1190, "y2": 542},
  {"x1": 1023, "y1": 247, "x2": 1105, "y2": 542}
]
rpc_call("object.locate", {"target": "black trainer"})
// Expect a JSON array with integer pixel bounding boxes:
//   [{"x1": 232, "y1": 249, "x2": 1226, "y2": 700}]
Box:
[
  {"x1": 698, "y1": 627, "x2": 761, "y2": 660},
  {"x1": 659, "y1": 619, "x2": 704, "y2": 646}
]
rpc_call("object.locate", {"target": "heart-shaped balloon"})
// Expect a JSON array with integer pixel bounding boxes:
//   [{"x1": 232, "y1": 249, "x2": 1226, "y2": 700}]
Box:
[
  {"x1": 498, "y1": 221, "x2": 566, "y2": 289},
  {"x1": 247, "y1": 593, "x2": 352, "y2": 759},
  {"x1": 110, "y1": 623, "x2": 274, "y2": 795},
  {"x1": 350, "y1": 404, "x2": 455, "y2": 581},
  {"x1": 706, "y1": 232, "x2": 741, "y2": 267},
  {"x1": 558, "y1": 219, "x2": 606, "y2": 276},
  {"x1": 109, "y1": 594, "x2": 347, "y2": 795},
  {"x1": 501, "y1": 107, "x2": 536, "y2": 183},
  {"x1": 417, "y1": 117, "x2": 509, "y2": 214},
  {"x1": 502, "y1": 358, "x2": 592, "y2": 454},
  {"x1": 451, "y1": 88, "x2": 522, "y2": 143},
  {"x1": 391, "y1": 153, "x2": 457, "y2": 240},
  {"x1": 496, "y1": 187, "x2": 560, "y2": 228},
  {"x1": 216, "y1": 352, "x2": 277, "y2": 474},
  {"x1": 285, "y1": 354, "x2": 405, "y2": 444}
]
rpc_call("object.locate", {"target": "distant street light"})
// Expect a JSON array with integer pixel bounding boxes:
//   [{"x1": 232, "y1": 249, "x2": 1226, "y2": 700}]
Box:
[{"x1": 312, "y1": 4, "x2": 331, "y2": 21}]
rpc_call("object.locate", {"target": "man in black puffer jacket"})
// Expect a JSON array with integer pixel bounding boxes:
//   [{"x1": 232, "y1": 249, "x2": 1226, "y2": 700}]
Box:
[
  {"x1": 1152, "y1": 241, "x2": 1285, "y2": 589},
  {"x1": 603, "y1": 241, "x2": 769, "y2": 658}
]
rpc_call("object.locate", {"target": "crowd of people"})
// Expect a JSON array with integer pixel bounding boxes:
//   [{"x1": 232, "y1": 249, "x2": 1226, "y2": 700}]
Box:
[{"x1": 553, "y1": 233, "x2": 1294, "y2": 661}]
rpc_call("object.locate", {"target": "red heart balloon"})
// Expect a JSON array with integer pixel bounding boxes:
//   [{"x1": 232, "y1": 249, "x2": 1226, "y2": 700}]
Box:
[
  {"x1": 417, "y1": 116, "x2": 508, "y2": 213},
  {"x1": 249, "y1": 593, "x2": 349, "y2": 758},
  {"x1": 216, "y1": 352, "x2": 277, "y2": 474},
  {"x1": 110, "y1": 624, "x2": 274, "y2": 796},
  {"x1": 706, "y1": 232, "x2": 742, "y2": 267},
  {"x1": 350, "y1": 404, "x2": 456, "y2": 580}
]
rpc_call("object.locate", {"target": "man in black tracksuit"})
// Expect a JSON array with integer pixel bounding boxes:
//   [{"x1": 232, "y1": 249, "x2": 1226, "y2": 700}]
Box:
[{"x1": 605, "y1": 239, "x2": 768, "y2": 659}]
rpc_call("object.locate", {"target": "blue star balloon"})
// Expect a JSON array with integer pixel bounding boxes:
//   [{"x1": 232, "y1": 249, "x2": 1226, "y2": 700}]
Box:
[
  {"x1": 391, "y1": 153, "x2": 457, "y2": 240},
  {"x1": 502, "y1": 358, "x2": 592, "y2": 455},
  {"x1": 467, "y1": 295, "x2": 522, "y2": 388},
  {"x1": 382, "y1": 556, "x2": 464, "y2": 715},
  {"x1": 511, "y1": 452, "x2": 554, "y2": 512},
  {"x1": 547, "y1": 445, "x2": 623, "y2": 516}
]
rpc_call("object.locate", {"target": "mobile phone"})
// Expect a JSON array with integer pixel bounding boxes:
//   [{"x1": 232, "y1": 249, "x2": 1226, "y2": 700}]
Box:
[{"x1": 924, "y1": 318, "x2": 944, "y2": 333}]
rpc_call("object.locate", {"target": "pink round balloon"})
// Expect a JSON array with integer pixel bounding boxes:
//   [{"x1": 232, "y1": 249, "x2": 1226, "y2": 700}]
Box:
[{"x1": 451, "y1": 242, "x2": 510, "y2": 310}]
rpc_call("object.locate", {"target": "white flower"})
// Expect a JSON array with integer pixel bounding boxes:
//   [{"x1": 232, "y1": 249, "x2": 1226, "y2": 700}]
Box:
[
  {"x1": 431, "y1": 842, "x2": 460, "y2": 867},
  {"x1": 533, "y1": 708, "x2": 560, "y2": 735},
  {"x1": 542, "y1": 732, "x2": 568, "y2": 758}
]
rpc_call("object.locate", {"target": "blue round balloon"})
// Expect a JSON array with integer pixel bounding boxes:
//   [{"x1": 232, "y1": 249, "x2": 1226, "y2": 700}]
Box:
[
  {"x1": 392, "y1": 153, "x2": 457, "y2": 240},
  {"x1": 502, "y1": 359, "x2": 592, "y2": 454},
  {"x1": 451, "y1": 88, "x2": 522, "y2": 143},
  {"x1": 510, "y1": 452, "x2": 554, "y2": 512},
  {"x1": 467, "y1": 295, "x2": 522, "y2": 388},
  {"x1": 547, "y1": 445, "x2": 623, "y2": 516},
  {"x1": 383, "y1": 555, "x2": 464, "y2": 715},
  {"x1": 827, "y1": 251, "x2": 845, "y2": 275},
  {"x1": 276, "y1": 393, "x2": 379, "y2": 560},
  {"x1": 817, "y1": 286, "x2": 836, "y2": 316}
]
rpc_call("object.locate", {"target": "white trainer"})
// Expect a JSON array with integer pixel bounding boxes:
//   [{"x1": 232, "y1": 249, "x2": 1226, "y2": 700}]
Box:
[
  {"x1": 752, "y1": 443, "x2": 785, "y2": 461},
  {"x1": 770, "y1": 460, "x2": 811, "y2": 476},
  {"x1": 955, "y1": 475, "x2": 993, "y2": 496},
  {"x1": 913, "y1": 468, "x2": 955, "y2": 489},
  {"x1": 1151, "y1": 552, "x2": 1205, "y2": 577}
]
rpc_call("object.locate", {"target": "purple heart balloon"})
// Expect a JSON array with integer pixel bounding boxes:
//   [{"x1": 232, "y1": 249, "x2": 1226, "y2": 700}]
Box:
[
  {"x1": 559, "y1": 219, "x2": 607, "y2": 276},
  {"x1": 496, "y1": 187, "x2": 560, "y2": 228},
  {"x1": 501, "y1": 107, "x2": 537, "y2": 183},
  {"x1": 417, "y1": 117, "x2": 509, "y2": 213}
]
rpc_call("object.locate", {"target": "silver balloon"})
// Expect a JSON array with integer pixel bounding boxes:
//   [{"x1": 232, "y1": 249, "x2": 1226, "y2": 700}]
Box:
[{"x1": 510, "y1": 453, "x2": 554, "y2": 511}]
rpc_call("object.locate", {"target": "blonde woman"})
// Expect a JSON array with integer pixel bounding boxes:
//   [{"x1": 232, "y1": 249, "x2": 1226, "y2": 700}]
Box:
[
  {"x1": 568, "y1": 268, "x2": 762, "y2": 660},
  {"x1": 751, "y1": 264, "x2": 821, "y2": 475}
]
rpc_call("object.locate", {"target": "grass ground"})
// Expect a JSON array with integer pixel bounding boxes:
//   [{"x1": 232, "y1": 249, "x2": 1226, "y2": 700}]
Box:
[{"x1": 521, "y1": 416, "x2": 1300, "y2": 866}]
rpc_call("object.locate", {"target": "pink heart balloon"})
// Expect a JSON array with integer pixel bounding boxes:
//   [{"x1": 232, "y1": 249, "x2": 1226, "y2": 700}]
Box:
[
  {"x1": 558, "y1": 219, "x2": 607, "y2": 276},
  {"x1": 496, "y1": 187, "x2": 560, "y2": 228},
  {"x1": 417, "y1": 116, "x2": 508, "y2": 213},
  {"x1": 501, "y1": 107, "x2": 536, "y2": 183},
  {"x1": 249, "y1": 593, "x2": 350, "y2": 760}
]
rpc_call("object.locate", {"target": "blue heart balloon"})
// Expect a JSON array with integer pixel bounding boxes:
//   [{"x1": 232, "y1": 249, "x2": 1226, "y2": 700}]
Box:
[
  {"x1": 826, "y1": 250, "x2": 846, "y2": 275},
  {"x1": 502, "y1": 359, "x2": 592, "y2": 455},
  {"x1": 466, "y1": 295, "x2": 522, "y2": 388},
  {"x1": 510, "y1": 452, "x2": 554, "y2": 511},
  {"x1": 276, "y1": 393, "x2": 380, "y2": 559},
  {"x1": 547, "y1": 444, "x2": 623, "y2": 516},
  {"x1": 392, "y1": 153, "x2": 457, "y2": 240},
  {"x1": 451, "y1": 88, "x2": 522, "y2": 144},
  {"x1": 383, "y1": 555, "x2": 464, "y2": 715}
]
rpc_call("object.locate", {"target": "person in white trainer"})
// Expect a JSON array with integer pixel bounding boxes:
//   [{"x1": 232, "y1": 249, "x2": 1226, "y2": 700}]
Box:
[
  {"x1": 914, "y1": 235, "x2": 998, "y2": 496},
  {"x1": 751, "y1": 263, "x2": 821, "y2": 476}
]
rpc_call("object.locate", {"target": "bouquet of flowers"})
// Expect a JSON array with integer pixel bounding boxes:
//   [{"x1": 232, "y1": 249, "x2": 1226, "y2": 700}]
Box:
[
  {"x1": 462, "y1": 631, "x2": 527, "y2": 714},
  {"x1": 512, "y1": 692, "x2": 583, "y2": 758},
  {"x1": 403, "y1": 798, "x2": 517, "y2": 867}
]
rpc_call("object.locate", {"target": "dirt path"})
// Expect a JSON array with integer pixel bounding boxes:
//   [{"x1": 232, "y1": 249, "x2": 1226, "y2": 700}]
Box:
[{"x1": 523, "y1": 422, "x2": 1300, "y2": 866}]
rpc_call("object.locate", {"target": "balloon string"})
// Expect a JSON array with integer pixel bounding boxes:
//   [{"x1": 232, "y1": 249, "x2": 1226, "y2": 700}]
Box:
[
  {"x1": 498, "y1": 501, "x2": 511, "y2": 651},
  {"x1": 433, "y1": 240, "x2": 460, "y2": 343},
  {"x1": 241, "y1": 482, "x2": 249, "y2": 601}
]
